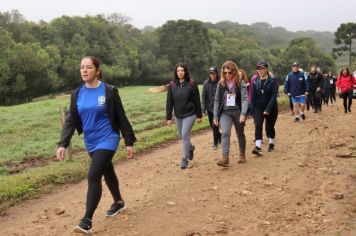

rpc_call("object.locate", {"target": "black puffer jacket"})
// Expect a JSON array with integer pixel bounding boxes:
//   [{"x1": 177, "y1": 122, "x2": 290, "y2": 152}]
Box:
[
  {"x1": 58, "y1": 82, "x2": 136, "y2": 148},
  {"x1": 307, "y1": 72, "x2": 323, "y2": 91}
]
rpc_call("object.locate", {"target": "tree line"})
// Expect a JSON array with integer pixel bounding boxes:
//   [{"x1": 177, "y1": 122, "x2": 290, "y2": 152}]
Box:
[{"x1": 0, "y1": 10, "x2": 345, "y2": 105}]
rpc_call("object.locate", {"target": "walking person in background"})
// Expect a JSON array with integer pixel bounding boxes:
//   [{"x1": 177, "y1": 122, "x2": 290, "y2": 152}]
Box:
[
  {"x1": 166, "y1": 63, "x2": 202, "y2": 169},
  {"x1": 56, "y1": 56, "x2": 136, "y2": 234},
  {"x1": 307, "y1": 66, "x2": 323, "y2": 113},
  {"x1": 202, "y1": 66, "x2": 221, "y2": 150},
  {"x1": 284, "y1": 62, "x2": 309, "y2": 122},
  {"x1": 251, "y1": 61, "x2": 279, "y2": 156},
  {"x1": 327, "y1": 71, "x2": 337, "y2": 105},
  {"x1": 213, "y1": 61, "x2": 248, "y2": 167},
  {"x1": 336, "y1": 66, "x2": 356, "y2": 113}
]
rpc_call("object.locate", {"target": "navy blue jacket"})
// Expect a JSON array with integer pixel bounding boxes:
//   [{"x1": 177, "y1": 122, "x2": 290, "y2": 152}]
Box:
[
  {"x1": 284, "y1": 71, "x2": 309, "y2": 97},
  {"x1": 251, "y1": 76, "x2": 278, "y2": 113}
]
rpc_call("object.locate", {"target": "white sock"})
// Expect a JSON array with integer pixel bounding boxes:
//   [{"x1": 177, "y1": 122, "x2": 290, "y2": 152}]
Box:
[
  {"x1": 269, "y1": 138, "x2": 275, "y2": 144},
  {"x1": 256, "y1": 140, "x2": 262, "y2": 148}
]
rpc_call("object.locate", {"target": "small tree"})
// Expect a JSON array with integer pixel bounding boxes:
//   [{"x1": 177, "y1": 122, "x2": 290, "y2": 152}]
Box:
[{"x1": 333, "y1": 22, "x2": 356, "y2": 70}]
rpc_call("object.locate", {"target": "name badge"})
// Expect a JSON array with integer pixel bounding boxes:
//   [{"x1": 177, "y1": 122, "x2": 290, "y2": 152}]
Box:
[
  {"x1": 226, "y1": 94, "x2": 236, "y2": 106},
  {"x1": 329, "y1": 80, "x2": 333, "y2": 84}
]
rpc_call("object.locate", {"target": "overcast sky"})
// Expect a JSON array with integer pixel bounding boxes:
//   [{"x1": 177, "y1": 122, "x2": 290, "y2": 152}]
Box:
[{"x1": 1, "y1": 0, "x2": 355, "y2": 32}]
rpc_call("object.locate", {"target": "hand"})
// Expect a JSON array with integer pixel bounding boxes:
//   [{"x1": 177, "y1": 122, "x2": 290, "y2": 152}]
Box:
[
  {"x1": 263, "y1": 111, "x2": 270, "y2": 116},
  {"x1": 56, "y1": 147, "x2": 66, "y2": 161},
  {"x1": 287, "y1": 93, "x2": 291, "y2": 97},
  {"x1": 126, "y1": 146, "x2": 134, "y2": 159},
  {"x1": 316, "y1": 87, "x2": 321, "y2": 92},
  {"x1": 213, "y1": 119, "x2": 219, "y2": 126},
  {"x1": 197, "y1": 118, "x2": 202, "y2": 123},
  {"x1": 305, "y1": 92, "x2": 309, "y2": 95},
  {"x1": 239, "y1": 115, "x2": 246, "y2": 123},
  {"x1": 166, "y1": 120, "x2": 173, "y2": 126}
]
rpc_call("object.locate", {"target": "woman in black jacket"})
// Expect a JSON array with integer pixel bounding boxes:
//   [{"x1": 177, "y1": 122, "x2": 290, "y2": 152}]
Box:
[
  {"x1": 166, "y1": 63, "x2": 202, "y2": 169},
  {"x1": 201, "y1": 66, "x2": 221, "y2": 150},
  {"x1": 56, "y1": 56, "x2": 136, "y2": 234},
  {"x1": 251, "y1": 61, "x2": 278, "y2": 155}
]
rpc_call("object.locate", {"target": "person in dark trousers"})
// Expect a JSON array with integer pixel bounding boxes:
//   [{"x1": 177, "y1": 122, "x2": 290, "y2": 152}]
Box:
[
  {"x1": 284, "y1": 75, "x2": 295, "y2": 115},
  {"x1": 284, "y1": 62, "x2": 309, "y2": 122},
  {"x1": 213, "y1": 60, "x2": 248, "y2": 167},
  {"x1": 307, "y1": 66, "x2": 323, "y2": 113},
  {"x1": 251, "y1": 61, "x2": 278, "y2": 155},
  {"x1": 327, "y1": 71, "x2": 337, "y2": 105},
  {"x1": 166, "y1": 63, "x2": 202, "y2": 169},
  {"x1": 336, "y1": 66, "x2": 356, "y2": 113},
  {"x1": 202, "y1": 66, "x2": 221, "y2": 150},
  {"x1": 56, "y1": 56, "x2": 136, "y2": 234}
]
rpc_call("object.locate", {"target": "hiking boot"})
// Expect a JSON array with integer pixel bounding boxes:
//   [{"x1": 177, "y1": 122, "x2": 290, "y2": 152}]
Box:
[
  {"x1": 217, "y1": 155, "x2": 229, "y2": 167},
  {"x1": 106, "y1": 200, "x2": 126, "y2": 217},
  {"x1": 252, "y1": 146, "x2": 262, "y2": 156},
  {"x1": 301, "y1": 114, "x2": 305, "y2": 120},
  {"x1": 213, "y1": 144, "x2": 218, "y2": 150},
  {"x1": 74, "y1": 217, "x2": 92, "y2": 234},
  {"x1": 188, "y1": 145, "x2": 195, "y2": 160},
  {"x1": 237, "y1": 153, "x2": 247, "y2": 163},
  {"x1": 294, "y1": 117, "x2": 300, "y2": 122},
  {"x1": 268, "y1": 143, "x2": 275, "y2": 152},
  {"x1": 180, "y1": 158, "x2": 189, "y2": 169}
]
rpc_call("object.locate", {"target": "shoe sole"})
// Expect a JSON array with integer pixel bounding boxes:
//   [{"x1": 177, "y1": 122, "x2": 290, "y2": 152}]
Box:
[
  {"x1": 252, "y1": 150, "x2": 262, "y2": 156},
  {"x1": 237, "y1": 159, "x2": 247, "y2": 163},
  {"x1": 73, "y1": 226, "x2": 92, "y2": 234},
  {"x1": 216, "y1": 162, "x2": 229, "y2": 167},
  {"x1": 105, "y1": 205, "x2": 126, "y2": 217}
]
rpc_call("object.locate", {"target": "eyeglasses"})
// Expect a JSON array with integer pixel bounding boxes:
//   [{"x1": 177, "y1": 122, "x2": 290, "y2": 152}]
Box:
[
  {"x1": 223, "y1": 71, "x2": 233, "y2": 75},
  {"x1": 256, "y1": 67, "x2": 266, "y2": 70}
]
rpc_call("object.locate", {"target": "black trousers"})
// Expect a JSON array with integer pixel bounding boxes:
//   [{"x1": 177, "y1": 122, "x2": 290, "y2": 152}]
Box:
[
  {"x1": 253, "y1": 107, "x2": 278, "y2": 141},
  {"x1": 310, "y1": 89, "x2": 321, "y2": 111},
  {"x1": 342, "y1": 91, "x2": 353, "y2": 111},
  {"x1": 207, "y1": 110, "x2": 221, "y2": 145},
  {"x1": 329, "y1": 88, "x2": 336, "y2": 103},
  {"x1": 85, "y1": 149, "x2": 122, "y2": 219}
]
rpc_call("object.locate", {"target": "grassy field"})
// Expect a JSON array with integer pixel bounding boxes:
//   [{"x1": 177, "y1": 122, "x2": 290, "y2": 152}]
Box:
[
  {"x1": 0, "y1": 85, "x2": 289, "y2": 211},
  {"x1": 0, "y1": 86, "x2": 211, "y2": 210}
]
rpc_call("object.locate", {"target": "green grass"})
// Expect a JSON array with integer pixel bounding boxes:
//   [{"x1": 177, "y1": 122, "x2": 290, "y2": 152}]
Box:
[{"x1": 0, "y1": 85, "x2": 288, "y2": 211}]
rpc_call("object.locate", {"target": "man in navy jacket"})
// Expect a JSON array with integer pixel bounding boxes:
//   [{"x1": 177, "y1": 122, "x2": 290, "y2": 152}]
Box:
[{"x1": 284, "y1": 62, "x2": 309, "y2": 122}]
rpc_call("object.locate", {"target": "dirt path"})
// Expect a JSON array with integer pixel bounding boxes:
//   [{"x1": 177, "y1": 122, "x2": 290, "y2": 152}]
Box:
[{"x1": 1, "y1": 102, "x2": 356, "y2": 236}]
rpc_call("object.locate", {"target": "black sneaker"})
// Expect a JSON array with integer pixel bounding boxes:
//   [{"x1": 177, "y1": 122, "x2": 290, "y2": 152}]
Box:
[
  {"x1": 268, "y1": 143, "x2": 275, "y2": 152},
  {"x1": 294, "y1": 117, "x2": 300, "y2": 122},
  {"x1": 188, "y1": 145, "x2": 195, "y2": 160},
  {"x1": 348, "y1": 108, "x2": 351, "y2": 113},
  {"x1": 213, "y1": 144, "x2": 218, "y2": 150},
  {"x1": 252, "y1": 146, "x2": 262, "y2": 156},
  {"x1": 74, "y1": 218, "x2": 92, "y2": 234},
  {"x1": 301, "y1": 114, "x2": 305, "y2": 120},
  {"x1": 106, "y1": 200, "x2": 126, "y2": 217}
]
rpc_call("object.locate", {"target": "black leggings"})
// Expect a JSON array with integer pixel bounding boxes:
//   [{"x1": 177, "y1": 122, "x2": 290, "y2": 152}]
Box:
[
  {"x1": 85, "y1": 149, "x2": 122, "y2": 219},
  {"x1": 253, "y1": 107, "x2": 278, "y2": 141},
  {"x1": 207, "y1": 110, "x2": 221, "y2": 145}
]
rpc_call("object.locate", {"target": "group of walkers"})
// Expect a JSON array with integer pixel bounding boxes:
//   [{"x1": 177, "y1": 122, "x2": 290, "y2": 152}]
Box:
[
  {"x1": 285, "y1": 64, "x2": 355, "y2": 119},
  {"x1": 167, "y1": 60, "x2": 279, "y2": 169},
  {"x1": 55, "y1": 56, "x2": 355, "y2": 234}
]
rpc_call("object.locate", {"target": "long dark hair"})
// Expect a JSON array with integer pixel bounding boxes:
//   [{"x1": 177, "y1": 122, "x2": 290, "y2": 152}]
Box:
[
  {"x1": 173, "y1": 63, "x2": 191, "y2": 82},
  {"x1": 339, "y1": 66, "x2": 350, "y2": 77},
  {"x1": 82, "y1": 56, "x2": 103, "y2": 79}
]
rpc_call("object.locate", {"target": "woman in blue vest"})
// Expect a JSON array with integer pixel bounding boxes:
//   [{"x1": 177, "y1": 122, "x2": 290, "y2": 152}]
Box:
[{"x1": 56, "y1": 56, "x2": 136, "y2": 234}]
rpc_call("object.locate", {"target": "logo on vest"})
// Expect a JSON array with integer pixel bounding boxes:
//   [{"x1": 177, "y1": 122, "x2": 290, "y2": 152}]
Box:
[{"x1": 97, "y1": 96, "x2": 106, "y2": 106}]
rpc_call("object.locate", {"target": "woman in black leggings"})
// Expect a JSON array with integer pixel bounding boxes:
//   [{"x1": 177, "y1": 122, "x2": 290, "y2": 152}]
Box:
[{"x1": 56, "y1": 56, "x2": 136, "y2": 234}]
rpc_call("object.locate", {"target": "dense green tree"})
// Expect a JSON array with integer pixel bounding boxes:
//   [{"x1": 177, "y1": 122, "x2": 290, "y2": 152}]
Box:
[{"x1": 333, "y1": 22, "x2": 356, "y2": 70}]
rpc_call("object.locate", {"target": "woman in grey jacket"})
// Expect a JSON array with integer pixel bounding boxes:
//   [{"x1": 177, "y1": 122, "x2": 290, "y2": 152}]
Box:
[{"x1": 213, "y1": 61, "x2": 248, "y2": 167}]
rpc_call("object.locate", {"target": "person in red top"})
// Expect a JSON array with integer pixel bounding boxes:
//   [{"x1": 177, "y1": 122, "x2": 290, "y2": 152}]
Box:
[{"x1": 336, "y1": 66, "x2": 356, "y2": 113}]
